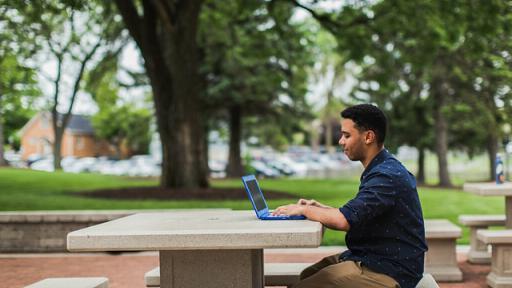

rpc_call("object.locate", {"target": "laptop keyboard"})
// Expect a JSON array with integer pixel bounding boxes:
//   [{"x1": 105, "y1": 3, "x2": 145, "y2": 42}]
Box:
[{"x1": 262, "y1": 213, "x2": 306, "y2": 220}]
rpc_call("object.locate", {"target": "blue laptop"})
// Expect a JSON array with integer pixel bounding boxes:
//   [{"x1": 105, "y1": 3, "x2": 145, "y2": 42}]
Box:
[{"x1": 242, "y1": 175, "x2": 306, "y2": 220}]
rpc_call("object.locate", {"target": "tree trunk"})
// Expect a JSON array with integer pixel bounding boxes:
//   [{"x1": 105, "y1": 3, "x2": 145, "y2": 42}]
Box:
[
  {"x1": 482, "y1": 80, "x2": 499, "y2": 182},
  {"x1": 226, "y1": 105, "x2": 244, "y2": 177},
  {"x1": 310, "y1": 120, "x2": 321, "y2": 152},
  {"x1": 114, "y1": 138, "x2": 123, "y2": 160},
  {"x1": 487, "y1": 134, "x2": 498, "y2": 182},
  {"x1": 433, "y1": 101, "x2": 451, "y2": 187},
  {"x1": 325, "y1": 118, "x2": 333, "y2": 153},
  {"x1": 416, "y1": 147, "x2": 425, "y2": 185},
  {"x1": 0, "y1": 115, "x2": 7, "y2": 167},
  {"x1": 202, "y1": 122, "x2": 210, "y2": 177},
  {"x1": 53, "y1": 128, "x2": 63, "y2": 170},
  {"x1": 0, "y1": 94, "x2": 6, "y2": 166},
  {"x1": 432, "y1": 74, "x2": 452, "y2": 187},
  {"x1": 115, "y1": 0, "x2": 208, "y2": 188}
]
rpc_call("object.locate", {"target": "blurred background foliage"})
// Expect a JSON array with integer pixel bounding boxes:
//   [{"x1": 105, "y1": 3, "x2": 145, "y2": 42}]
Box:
[{"x1": 0, "y1": 0, "x2": 511, "y2": 188}]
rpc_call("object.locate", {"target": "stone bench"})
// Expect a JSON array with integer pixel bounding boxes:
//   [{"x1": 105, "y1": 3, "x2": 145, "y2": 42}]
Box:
[
  {"x1": 144, "y1": 264, "x2": 312, "y2": 288},
  {"x1": 145, "y1": 265, "x2": 439, "y2": 288},
  {"x1": 477, "y1": 229, "x2": 512, "y2": 288},
  {"x1": 144, "y1": 266, "x2": 160, "y2": 287},
  {"x1": 424, "y1": 219, "x2": 463, "y2": 282},
  {"x1": 459, "y1": 214, "x2": 506, "y2": 264},
  {"x1": 25, "y1": 277, "x2": 108, "y2": 288},
  {"x1": 264, "y1": 263, "x2": 311, "y2": 287},
  {"x1": 0, "y1": 209, "x2": 231, "y2": 252},
  {"x1": 145, "y1": 219, "x2": 461, "y2": 285},
  {"x1": 416, "y1": 274, "x2": 440, "y2": 288},
  {"x1": 267, "y1": 219, "x2": 463, "y2": 283}
]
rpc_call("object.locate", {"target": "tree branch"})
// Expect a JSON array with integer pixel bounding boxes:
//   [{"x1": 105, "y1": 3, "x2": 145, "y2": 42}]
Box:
[
  {"x1": 114, "y1": 0, "x2": 143, "y2": 46},
  {"x1": 51, "y1": 52, "x2": 63, "y2": 134},
  {"x1": 283, "y1": 0, "x2": 380, "y2": 35},
  {"x1": 150, "y1": 0, "x2": 175, "y2": 31},
  {"x1": 63, "y1": 38, "x2": 103, "y2": 127}
]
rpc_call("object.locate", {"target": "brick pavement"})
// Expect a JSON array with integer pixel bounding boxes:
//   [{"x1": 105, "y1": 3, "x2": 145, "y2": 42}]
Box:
[{"x1": 0, "y1": 250, "x2": 490, "y2": 288}]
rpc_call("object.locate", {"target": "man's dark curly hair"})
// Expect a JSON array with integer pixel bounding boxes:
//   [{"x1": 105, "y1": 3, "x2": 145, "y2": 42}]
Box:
[{"x1": 340, "y1": 104, "x2": 387, "y2": 146}]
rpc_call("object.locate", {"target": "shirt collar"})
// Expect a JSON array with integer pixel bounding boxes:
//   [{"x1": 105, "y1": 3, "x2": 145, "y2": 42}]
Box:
[{"x1": 361, "y1": 148, "x2": 391, "y2": 180}]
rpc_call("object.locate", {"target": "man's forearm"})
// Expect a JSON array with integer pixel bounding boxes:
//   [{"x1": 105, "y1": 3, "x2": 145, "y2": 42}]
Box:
[{"x1": 302, "y1": 205, "x2": 350, "y2": 231}]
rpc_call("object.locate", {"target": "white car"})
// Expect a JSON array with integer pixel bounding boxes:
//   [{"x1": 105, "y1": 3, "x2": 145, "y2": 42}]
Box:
[
  {"x1": 30, "y1": 158, "x2": 54, "y2": 172},
  {"x1": 64, "y1": 157, "x2": 97, "y2": 173}
]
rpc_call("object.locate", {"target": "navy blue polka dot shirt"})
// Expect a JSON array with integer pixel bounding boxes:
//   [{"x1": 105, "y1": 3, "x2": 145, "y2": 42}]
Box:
[{"x1": 339, "y1": 149, "x2": 428, "y2": 288}]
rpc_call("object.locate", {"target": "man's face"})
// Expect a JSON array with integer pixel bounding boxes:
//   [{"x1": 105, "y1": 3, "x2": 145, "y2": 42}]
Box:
[{"x1": 339, "y1": 119, "x2": 367, "y2": 161}]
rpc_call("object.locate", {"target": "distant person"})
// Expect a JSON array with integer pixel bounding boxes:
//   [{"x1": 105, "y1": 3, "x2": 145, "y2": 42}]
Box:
[{"x1": 273, "y1": 104, "x2": 427, "y2": 288}]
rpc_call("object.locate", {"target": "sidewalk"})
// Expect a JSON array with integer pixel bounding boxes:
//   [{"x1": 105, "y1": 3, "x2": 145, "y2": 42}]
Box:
[{"x1": 0, "y1": 247, "x2": 490, "y2": 288}]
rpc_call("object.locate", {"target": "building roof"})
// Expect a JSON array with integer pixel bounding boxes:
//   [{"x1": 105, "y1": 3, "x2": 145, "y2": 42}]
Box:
[
  {"x1": 63, "y1": 114, "x2": 94, "y2": 135},
  {"x1": 19, "y1": 112, "x2": 95, "y2": 136}
]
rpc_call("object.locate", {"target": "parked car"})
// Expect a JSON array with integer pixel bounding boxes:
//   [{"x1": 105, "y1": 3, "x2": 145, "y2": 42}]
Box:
[
  {"x1": 209, "y1": 160, "x2": 226, "y2": 178},
  {"x1": 30, "y1": 158, "x2": 54, "y2": 172},
  {"x1": 250, "y1": 160, "x2": 280, "y2": 178},
  {"x1": 128, "y1": 155, "x2": 161, "y2": 177},
  {"x1": 63, "y1": 157, "x2": 97, "y2": 173}
]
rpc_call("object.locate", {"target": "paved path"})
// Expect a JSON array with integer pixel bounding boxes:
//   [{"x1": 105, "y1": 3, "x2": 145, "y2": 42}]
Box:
[{"x1": 1, "y1": 248, "x2": 490, "y2": 288}]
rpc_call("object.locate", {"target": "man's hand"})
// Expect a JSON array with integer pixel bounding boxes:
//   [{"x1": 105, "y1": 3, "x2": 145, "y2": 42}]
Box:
[
  {"x1": 272, "y1": 204, "x2": 306, "y2": 216},
  {"x1": 273, "y1": 200, "x2": 350, "y2": 231},
  {"x1": 297, "y1": 198, "x2": 328, "y2": 208}
]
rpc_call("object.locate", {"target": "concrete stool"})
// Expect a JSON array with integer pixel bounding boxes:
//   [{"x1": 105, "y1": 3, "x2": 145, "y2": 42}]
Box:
[
  {"x1": 424, "y1": 219, "x2": 463, "y2": 281},
  {"x1": 146, "y1": 264, "x2": 437, "y2": 288},
  {"x1": 478, "y1": 229, "x2": 512, "y2": 288},
  {"x1": 416, "y1": 274, "x2": 439, "y2": 288},
  {"x1": 145, "y1": 263, "x2": 313, "y2": 288},
  {"x1": 265, "y1": 263, "x2": 311, "y2": 287},
  {"x1": 145, "y1": 267, "x2": 160, "y2": 287},
  {"x1": 25, "y1": 277, "x2": 108, "y2": 288},
  {"x1": 459, "y1": 214, "x2": 506, "y2": 263}
]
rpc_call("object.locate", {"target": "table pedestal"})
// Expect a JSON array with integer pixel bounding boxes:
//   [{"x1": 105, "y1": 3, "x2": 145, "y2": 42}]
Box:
[
  {"x1": 468, "y1": 225, "x2": 492, "y2": 264},
  {"x1": 487, "y1": 244, "x2": 512, "y2": 288},
  {"x1": 160, "y1": 249, "x2": 264, "y2": 288},
  {"x1": 425, "y1": 238, "x2": 462, "y2": 281}
]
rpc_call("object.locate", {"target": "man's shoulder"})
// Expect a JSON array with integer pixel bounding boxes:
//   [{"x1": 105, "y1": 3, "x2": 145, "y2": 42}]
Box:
[
  {"x1": 372, "y1": 156, "x2": 404, "y2": 172},
  {"x1": 370, "y1": 157, "x2": 411, "y2": 179}
]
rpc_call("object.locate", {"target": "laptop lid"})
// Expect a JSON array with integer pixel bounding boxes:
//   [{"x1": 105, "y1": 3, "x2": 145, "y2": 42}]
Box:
[{"x1": 241, "y1": 175, "x2": 270, "y2": 218}]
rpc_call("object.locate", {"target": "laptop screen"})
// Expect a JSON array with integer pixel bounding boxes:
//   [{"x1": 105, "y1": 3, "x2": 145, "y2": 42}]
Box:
[{"x1": 246, "y1": 180, "x2": 266, "y2": 211}]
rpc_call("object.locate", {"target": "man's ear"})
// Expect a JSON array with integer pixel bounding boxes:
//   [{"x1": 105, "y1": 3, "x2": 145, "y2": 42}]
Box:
[{"x1": 365, "y1": 130, "x2": 376, "y2": 144}]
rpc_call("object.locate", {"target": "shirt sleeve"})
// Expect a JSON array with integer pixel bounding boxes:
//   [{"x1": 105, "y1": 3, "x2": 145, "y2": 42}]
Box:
[{"x1": 339, "y1": 171, "x2": 397, "y2": 228}]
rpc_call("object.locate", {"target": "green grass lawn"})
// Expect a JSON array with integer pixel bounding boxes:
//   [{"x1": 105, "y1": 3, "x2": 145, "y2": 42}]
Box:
[{"x1": 0, "y1": 167, "x2": 504, "y2": 245}]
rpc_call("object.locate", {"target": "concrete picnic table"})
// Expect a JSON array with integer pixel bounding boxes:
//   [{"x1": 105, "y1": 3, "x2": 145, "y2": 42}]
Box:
[
  {"x1": 67, "y1": 210, "x2": 323, "y2": 288},
  {"x1": 463, "y1": 182, "x2": 512, "y2": 228}
]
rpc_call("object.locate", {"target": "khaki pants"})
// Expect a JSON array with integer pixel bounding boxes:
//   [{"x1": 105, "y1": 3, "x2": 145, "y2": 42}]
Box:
[{"x1": 293, "y1": 254, "x2": 400, "y2": 288}]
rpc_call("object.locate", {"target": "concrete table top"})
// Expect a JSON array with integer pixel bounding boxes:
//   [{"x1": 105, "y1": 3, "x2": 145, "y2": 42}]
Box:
[
  {"x1": 68, "y1": 210, "x2": 323, "y2": 288},
  {"x1": 67, "y1": 210, "x2": 323, "y2": 252},
  {"x1": 463, "y1": 182, "x2": 512, "y2": 229},
  {"x1": 424, "y1": 219, "x2": 462, "y2": 238},
  {"x1": 463, "y1": 182, "x2": 512, "y2": 196},
  {"x1": 477, "y1": 229, "x2": 512, "y2": 244}
]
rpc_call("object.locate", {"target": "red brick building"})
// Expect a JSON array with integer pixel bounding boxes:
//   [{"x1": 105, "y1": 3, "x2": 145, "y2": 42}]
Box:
[{"x1": 19, "y1": 112, "x2": 114, "y2": 160}]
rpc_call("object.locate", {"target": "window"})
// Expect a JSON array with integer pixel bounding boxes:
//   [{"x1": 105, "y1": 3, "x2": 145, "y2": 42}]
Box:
[{"x1": 76, "y1": 137, "x2": 85, "y2": 150}]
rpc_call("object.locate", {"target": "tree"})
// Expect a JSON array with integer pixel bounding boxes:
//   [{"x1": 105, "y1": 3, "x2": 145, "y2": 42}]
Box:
[
  {"x1": 92, "y1": 105, "x2": 152, "y2": 158},
  {"x1": 199, "y1": 0, "x2": 313, "y2": 177},
  {"x1": 114, "y1": 0, "x2": 209, "y2": 188},
  {"x1": 448, "y1": 1, "x2": 512, "y2": 181},
  {"x1": 28, "y1": 1, "x2": 125, "y2": 170},
  {"x1": 305, "y1": 0, "x2": 512, "y2": 186},
  {"x1": 0, "y1": 3, "x2": 41, "y2": 165},
  {"x1": 87, "y1": 61, "x2": 152, "y2": 158},
  {"x1": 0, "y1": 54, "x2": 39, "y2": 165},
  {"x1": 308, "y1": 28, "x2": 346, "y2": 153}
]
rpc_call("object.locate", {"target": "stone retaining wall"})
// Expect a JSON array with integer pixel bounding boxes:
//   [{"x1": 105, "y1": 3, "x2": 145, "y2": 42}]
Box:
[{"x1": 0, "y1": 210, "x2": 228, "y2": 253}]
